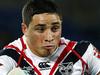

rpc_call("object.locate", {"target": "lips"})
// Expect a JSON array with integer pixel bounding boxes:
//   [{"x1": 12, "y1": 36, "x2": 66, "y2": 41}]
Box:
[{"x1": 43, "y1": 45, "x2": 55, "y2": 50}]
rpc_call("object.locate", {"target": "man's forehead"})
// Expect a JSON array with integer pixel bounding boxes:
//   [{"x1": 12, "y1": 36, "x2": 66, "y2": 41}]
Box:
[{"x1": 32, "y1": 13, "x2": 61, "y2": 22}]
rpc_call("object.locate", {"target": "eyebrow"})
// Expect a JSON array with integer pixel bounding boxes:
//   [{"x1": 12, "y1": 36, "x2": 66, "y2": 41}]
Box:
[
  {"x1": 35, "y1": 24, "x2": 45, "y2": 27},
  {"x1": 34, "y1": 21, "x2": 61, "y2": 28},
  {"x1": 51, "y1": 22, "x2": 61, "y2": 25}
]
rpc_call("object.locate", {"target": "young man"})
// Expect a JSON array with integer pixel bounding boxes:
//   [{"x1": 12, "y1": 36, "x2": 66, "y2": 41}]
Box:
[{"x1": 0, "y1": 0, "x2": 100, "y2": 75}]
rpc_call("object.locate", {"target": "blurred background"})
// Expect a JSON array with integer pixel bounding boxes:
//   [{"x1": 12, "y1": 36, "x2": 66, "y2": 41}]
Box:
[{"x1": 0, "y1": 0, "x2": 100, "y2": 49}]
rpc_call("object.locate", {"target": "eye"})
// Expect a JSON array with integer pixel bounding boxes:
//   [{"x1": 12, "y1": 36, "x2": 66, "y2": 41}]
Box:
[
  {"x1": 51, "y1": 25, "x2": 60, "y2": 32},
  {"x1": 35, "y1": 27, "x2": 45, "y2": 33},
  {"x1": 34, "y1": 24, "x2": 46, "y2": 33}
]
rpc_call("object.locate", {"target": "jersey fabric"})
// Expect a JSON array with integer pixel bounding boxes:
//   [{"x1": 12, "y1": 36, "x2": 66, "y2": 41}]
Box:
[{"x1": 0, "y1": 35, "x2": 100, "y2": 75}]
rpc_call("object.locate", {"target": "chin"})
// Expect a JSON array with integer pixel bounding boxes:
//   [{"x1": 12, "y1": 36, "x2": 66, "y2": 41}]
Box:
[
  {"x1": 38, "y1": 48, "x2": 55, "y2": 57},
  {"x1": 40, "y1": 53, "x2": 50, "y2": 57},
  {"x1": 41, "y1": 50, "x2": 51, "y2": 57}
]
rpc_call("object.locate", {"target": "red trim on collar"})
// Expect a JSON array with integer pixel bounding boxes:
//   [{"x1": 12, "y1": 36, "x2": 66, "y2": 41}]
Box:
[
  {"x1": 19, "y1": 37, "x2": 42, "y2": 75},
  {"x1": 4, "y1": 37, "x2": 42, "y2": 75}
]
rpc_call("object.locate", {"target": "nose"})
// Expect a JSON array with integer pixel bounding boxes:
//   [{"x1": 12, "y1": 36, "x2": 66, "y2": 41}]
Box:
[{"x1": 44, "y1": 29, "x2": 54, "y2": 42}]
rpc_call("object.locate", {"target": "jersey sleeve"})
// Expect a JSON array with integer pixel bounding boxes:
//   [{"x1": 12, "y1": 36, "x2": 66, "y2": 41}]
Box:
[
  {"x1": 0, "y1": 55, "x2": 17, "y2": 75},
  {"x1": 84, "y1": 43, "x2": 100, "y2": 75},
  {"x1": 0, "y1": 49, "x2": 17, "y2": 75}
]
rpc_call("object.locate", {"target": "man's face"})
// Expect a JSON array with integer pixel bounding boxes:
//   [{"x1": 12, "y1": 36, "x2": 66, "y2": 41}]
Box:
[{"x1": 22, "y1": 13, "x2": 62, "y2": 57}]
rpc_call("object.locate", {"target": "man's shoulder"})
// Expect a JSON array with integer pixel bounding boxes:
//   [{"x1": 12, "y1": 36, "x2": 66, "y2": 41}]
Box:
[
  {"x1": 62, "y1": 37, "x2": 91, "y2": 56},
  {"x1": 72, "y1": 40, "x2": 90, "y2": 56},
  {"x1": 0, "y1": 49, "x2": 18, "y2": 55},
  {"x1": 3, "y1": 37, "x2": 23, "y2": 50},
  {"x1": 61, "y1": 37, "x2": 90, "y2": 46},
  {"x1": 0, "y1": 49, "x2": 20, "y2": 62}
]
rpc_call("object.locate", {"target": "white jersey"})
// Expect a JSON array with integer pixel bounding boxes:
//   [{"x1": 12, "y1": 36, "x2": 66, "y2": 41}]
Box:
[{"x1": 0, "y1": 36, "x2": 100, "y2": 75}]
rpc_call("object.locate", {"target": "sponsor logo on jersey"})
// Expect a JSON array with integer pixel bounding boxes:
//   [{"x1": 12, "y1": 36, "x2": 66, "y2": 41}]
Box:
[
  {"x1": 58, "y1": 62, "x2": 73, "y2": 75},
  {"x1": 38, "y1": 61, "x2": 51, "y2": 70}
]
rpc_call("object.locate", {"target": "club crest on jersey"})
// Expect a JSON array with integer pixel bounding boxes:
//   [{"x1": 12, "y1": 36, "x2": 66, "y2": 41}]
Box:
[
  {"x1": 59, "y1": 62, "x2": 73, "y2": 75},
  {"x1": 22, "y1": 66, "x2": 35, "y2": 75}
]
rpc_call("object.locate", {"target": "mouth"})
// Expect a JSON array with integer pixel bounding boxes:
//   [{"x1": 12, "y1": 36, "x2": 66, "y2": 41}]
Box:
[{"x1": 43, "y1": 45, "x2": 55, "y2": 50}]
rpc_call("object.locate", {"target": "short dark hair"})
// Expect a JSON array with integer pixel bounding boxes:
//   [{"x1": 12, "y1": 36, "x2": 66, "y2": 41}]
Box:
[{"x1": 22, "y1": 0, "x2": 62, "y2": 27}]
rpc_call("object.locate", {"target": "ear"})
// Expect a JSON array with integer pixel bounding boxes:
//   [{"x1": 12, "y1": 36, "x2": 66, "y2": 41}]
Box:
[{"x1": 21, "y1": 22, "x2": 28, "y2": 34}]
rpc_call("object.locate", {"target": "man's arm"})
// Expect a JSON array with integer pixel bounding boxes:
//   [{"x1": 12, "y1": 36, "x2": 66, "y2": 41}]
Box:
[{"x1": 0, "y1": 55, "x2": 17, "y2": 75}]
